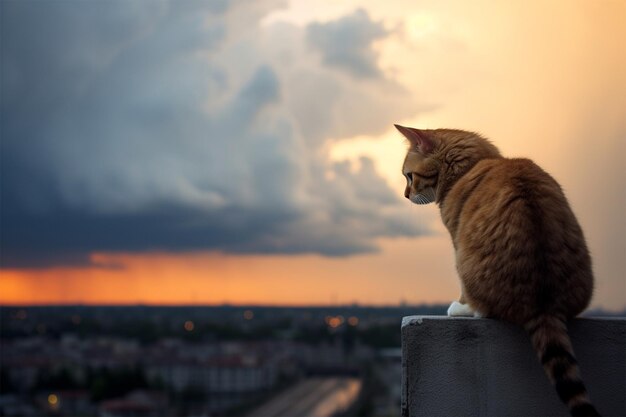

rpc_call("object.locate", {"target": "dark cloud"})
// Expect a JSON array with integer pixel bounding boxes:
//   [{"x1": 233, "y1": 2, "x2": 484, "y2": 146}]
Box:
[
  {"x1": 1, "y1": 1, "x2": 426, "y2": 268},
  {"x1": 306, "y1": 9, "x2": 388, "y2": 78}
]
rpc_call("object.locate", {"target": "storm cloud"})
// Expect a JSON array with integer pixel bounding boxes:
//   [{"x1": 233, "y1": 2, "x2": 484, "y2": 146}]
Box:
[
  {"x1": 1, "y1": 1, "x2": 425, "y2": 268},
  {"x1": 307, "y1": 9, "x2": 388, "y2": 78}
]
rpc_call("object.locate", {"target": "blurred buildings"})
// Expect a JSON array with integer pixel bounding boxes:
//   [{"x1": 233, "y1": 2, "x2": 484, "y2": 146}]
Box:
[{"x1": 0, "y1": 305, "x2": 447, "y2": 416}]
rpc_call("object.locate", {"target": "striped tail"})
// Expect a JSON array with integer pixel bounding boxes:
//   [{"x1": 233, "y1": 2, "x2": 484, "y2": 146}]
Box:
[{"x1": 524, "y1": 314, "x2": 601, "y2": 417}]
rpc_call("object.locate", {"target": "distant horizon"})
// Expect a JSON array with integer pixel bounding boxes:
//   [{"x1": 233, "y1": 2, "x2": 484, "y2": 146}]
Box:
[
  {"x1": 2, "y1": 302, "x2": 625, "y2": 315},
  {"x1": 0, "y1": 301, "x2": 448, "y2": 308}
]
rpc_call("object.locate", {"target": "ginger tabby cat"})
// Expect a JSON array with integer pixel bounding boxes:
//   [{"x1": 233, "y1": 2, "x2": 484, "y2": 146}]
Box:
[{"x1": 396, "y1": 125, "x2": 599, "y2": 417}]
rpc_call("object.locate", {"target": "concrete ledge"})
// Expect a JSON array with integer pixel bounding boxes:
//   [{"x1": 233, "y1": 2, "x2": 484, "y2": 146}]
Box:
[{"x1": 401, "y1": 316, "x2": 626, "y2": 417}]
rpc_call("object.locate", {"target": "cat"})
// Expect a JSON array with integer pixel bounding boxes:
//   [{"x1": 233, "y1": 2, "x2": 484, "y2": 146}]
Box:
[{"x1": 395, "y1": 124, "x2": 600, "y2": 417}]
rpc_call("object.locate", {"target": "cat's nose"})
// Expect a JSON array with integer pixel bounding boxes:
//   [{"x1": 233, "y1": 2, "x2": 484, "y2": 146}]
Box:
[{"x1": 404, "y1": 190, "x2": 410, "y2": 199}]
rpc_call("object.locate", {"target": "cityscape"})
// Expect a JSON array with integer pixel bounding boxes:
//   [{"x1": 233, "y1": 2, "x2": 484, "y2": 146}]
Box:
[{"x1": 0, "y1": 304, "x2": 450, "y2": 417}]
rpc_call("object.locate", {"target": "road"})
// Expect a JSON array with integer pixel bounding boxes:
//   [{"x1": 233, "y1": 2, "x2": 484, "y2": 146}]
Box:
[{"x1": 247, "y1": 377, "x2": 362, "y2": 417}]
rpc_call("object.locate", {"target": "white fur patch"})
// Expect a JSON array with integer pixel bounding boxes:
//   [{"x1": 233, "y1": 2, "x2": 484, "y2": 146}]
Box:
[{"x1": 447, "y1": 301, "x2": 476, "y2": 317}]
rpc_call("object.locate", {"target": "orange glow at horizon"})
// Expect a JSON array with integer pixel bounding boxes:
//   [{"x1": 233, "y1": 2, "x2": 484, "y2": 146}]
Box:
[
  {"x1": 0, "y1": 237, "x2": 458, "y2": 306},
  {"x1": 1, "y1": 1, "x2": 624, "y2": 312}
]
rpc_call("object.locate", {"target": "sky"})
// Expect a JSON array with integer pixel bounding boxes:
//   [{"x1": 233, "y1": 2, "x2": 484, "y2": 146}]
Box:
[{"x1": 1, "y1": 0, "x2": 625, "y2": 310}]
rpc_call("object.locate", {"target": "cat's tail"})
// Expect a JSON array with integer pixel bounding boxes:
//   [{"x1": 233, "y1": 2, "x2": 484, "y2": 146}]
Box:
[{"x1": 524, "y1": 314, "x2": 601, "y2": 417}]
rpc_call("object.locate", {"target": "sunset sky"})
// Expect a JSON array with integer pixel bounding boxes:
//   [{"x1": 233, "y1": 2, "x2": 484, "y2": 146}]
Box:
[{"x1": 1, "y1": 0, "x2": 625, "y2": 310}]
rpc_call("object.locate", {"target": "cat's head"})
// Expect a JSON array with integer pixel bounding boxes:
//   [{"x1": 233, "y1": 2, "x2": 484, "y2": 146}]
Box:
[{"x1": 395, "y1": 125, "x2": 501, "y2": 205}]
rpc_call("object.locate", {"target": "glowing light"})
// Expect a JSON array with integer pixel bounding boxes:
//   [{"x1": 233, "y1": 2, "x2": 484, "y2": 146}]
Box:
[
  {"x1": 327, "y1": 317, "x2": 342, "y2": 328},
  {"x1": 48, "y1": 394, "x2": 59, "y2": 406},
  {"x1": 184, "y1": 321, "x2": 194, "y2": 331},
  {"x1": 348, "y1": 316, "x2": 359, "y2": 326},
  {"x1": 406, "y1": 13, "x2": 438, "y2": 39},
  {"x1": 243, "y1": 310, "x2": 254, "y2": 320}
]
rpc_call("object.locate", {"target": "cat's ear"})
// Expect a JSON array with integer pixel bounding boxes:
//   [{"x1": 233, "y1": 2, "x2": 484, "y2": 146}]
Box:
[{"x1": 394, "y1": 124, "x2": 436, "y2": 155}]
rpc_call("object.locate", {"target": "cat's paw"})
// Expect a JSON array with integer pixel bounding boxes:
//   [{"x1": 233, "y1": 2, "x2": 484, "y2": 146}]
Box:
[{"x1": 447, "y1": 301, "x2": 476, "y2": 317}]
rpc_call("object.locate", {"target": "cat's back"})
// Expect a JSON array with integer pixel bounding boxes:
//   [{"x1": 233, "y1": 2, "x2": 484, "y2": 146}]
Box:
[
  {"x1": 445, "y1": 157, "x2": 593, "y2": 319},
  {"x1": 447, "y1": 157, "x2": 573, "y2": 236}
]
